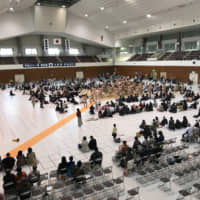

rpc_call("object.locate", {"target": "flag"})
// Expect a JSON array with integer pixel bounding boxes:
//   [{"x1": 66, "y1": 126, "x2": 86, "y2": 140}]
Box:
[
  {"x1": 53, "y1": 38, "x2": 62, "y2": 45},
  {"x1": 44, "y1": 39, "x2": 49, "y2": 51},
  {"x1": 65, "y1": 39, "x2": 70, "y2": 50}
]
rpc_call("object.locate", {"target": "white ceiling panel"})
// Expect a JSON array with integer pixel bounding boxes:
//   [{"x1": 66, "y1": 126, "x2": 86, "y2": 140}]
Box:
[
  {"x1": 69, "y1": 0, "x2": 198, "y2": 35},
  {"x1": 0, "y1": 0, "x2": 36, "y2": 14}
]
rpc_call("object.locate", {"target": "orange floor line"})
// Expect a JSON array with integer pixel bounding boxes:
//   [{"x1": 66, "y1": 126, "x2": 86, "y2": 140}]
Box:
[{"x1": 7, "y1": 104, "x2": 92, "y2": 157}]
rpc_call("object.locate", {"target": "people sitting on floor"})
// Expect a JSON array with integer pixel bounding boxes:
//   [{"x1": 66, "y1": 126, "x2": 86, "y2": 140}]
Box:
[
  {"x1": 169, "y1": 103, "x2": 177, "y2": 113},
  {"x1": 175, "y1": 119, "x2": 182, "y2": 129},
  {"x1": 139, "y1": 120, "x2": 146, "y2": 129},
  {"x1": 79, "y1": 136, "x2": 90, "y2": 152},
  {"x1": 182, "y1": 124, "x2": 194, "y2": 142},
  {"x1": 157, "y1": 131, "x2": 165, "y2": 143},
  {"x1": 160, "y1": 116, "x2": 168, "y2": 127},
  {"x1": 182, "y1": 116, "x2": 189, "y2": 128},
  {"x1": 169, "y1": 117, "x2": 175, "y2": 130},
  {"x1": 88, "y1": 136, "x2": 97, "y2": 150},
  {"x1": 10, "y1": 90, "x2": 15, "y2": 96},
  {"x1": 89, "y1": 105, "x2": 95, "y2": 115},
  {"x1": 89, "y1": 148, "x2": 103, "y2": 167}
]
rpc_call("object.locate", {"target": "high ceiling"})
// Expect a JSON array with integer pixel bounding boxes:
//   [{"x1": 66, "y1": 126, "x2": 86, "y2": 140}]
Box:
[
  {"x1": 69, "y1": 0, "x2": 199, "y2": 33},
  {"x1": 0, "y1": 0, "x2": 36, "y2": 14},
  {"x1": 35, "y1": 0, "x2": 80, "y2": 7}
]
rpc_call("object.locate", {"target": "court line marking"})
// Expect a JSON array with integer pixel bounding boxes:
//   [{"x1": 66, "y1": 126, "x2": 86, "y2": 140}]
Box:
[{"x1": 7, "y1": 104, "x2": 92, "y2": 157}]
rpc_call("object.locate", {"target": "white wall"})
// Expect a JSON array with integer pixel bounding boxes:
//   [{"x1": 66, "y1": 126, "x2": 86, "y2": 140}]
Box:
[
  {"x1": 65, "y1": 12, "x2": 114, "y2": 47},
  {"x1": 0, "y1": 8, "x2": 34, "y2": 40},
  {"x1": 0, "y1": 38, "x2": 18, "y2": 56},
  {"x1": 34, "y1": 6, "x2": 67, "y2": 33},
  {"x1": 20, "y1": 35, "x2": 43, "y2": 56}
]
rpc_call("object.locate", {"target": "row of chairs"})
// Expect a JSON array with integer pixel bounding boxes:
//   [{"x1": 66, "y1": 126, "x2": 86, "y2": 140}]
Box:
[
  {"x1": 135, "y1": 148, "x2": 199, "y2": 186},
  {"x1": 126, "y1": 144, "x2": 188, "y2": 177},
  {"x1": 5, "y1": 165, "x2": 124, "y2": 200}
]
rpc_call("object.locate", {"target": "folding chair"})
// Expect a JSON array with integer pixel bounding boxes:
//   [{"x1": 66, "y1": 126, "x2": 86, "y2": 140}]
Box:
[
  {"x1": 40, "y1": 172, "x2": 49, "y2": 190},
  {"x1": 49, "y1": 170, "x2": 58, "y2": 185},
  {"x1": 93, "y1": 184, "x2": 105, "y2": 200},
  {"x1": 158, "y1": 176, "x2": 171, "y2": 192},
  {"x1": 113, "y1": 176, "x2": 125, "y2": 195},
  {"x1": 93, "y1": 168, "x2": 104, "y2": 184},
  {"x1": 19, "y1": 190, "x2": 32, "y2": 200},
  {"x1": 72, "y1": 191, "x2": 84, "y2": 200},
  {"x1": 5, "y1": 195, "x2": 18, "y2": 200},
  {"x1": 127, "y1": 187, "x2": 140, "y2": 200},
  {"x1": 103, "y1": 166, "x2": 113, "y2": 180}
]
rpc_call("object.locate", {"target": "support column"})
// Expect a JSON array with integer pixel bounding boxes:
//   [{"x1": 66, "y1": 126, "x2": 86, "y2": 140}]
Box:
[
  {"x1": 142, "y1": 38, "x2": 147, "y2": 54},
  {"x1": 177, "y1": 32, "x2": 182, "y2": 52},
  {"x1": 16, "y1": 37, "x2": 23, "y2": 56}
]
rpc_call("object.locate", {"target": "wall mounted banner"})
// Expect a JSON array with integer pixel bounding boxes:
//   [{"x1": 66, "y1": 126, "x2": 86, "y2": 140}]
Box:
[{"x1": 23, "y1": 62, "x2": 76, "y2": 68}]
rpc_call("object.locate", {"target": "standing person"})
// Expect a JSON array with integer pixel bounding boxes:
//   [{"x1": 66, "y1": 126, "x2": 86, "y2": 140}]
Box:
[
  {"x1": 31, "y1": 95, "x2": 37, "y2": 108},
  {"x1": 76, "y1": 108, "x2": 83, "y2": 127},
  {"x1": 112, "y1": 124, "x2": 117, "y2": 140},
  {"x1": 27, "y1": 148, "x2": 38, "y2": 167}
]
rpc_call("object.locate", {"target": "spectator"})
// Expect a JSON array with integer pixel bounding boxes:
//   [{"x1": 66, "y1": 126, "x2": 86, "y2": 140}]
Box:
[
  {"x1": 67, "y1": 156, "x2": 75, "y2": 177},
  {"x1": 27, "y1": 148, "x2": 38, "y2": 167},
  {"x1": 119, "y1": 141, "x2": 129, "y2": 153},
  {"x1": 79, "y1": 136, "x2": 90, "y2": 153},
  {"x1": 2, "y1": 153, "x2": 15, "y2": 171},
  {"x1": 88, "y1": 136, "x2": 97, "y2": 150},
  {"x1": 90, "y1": 148, "x2": 103, "y2": 167},
  {"x1": 15, "y1": 167, "x2": 27, "y2": 186},
  {"x1": 28, "y1": 166, "x2": 40, "y2": 185},
  {"x1": 3, "y1": 170, "x2": 16, "y2": 193},
  {"x1": 57, "y1": 156, "x2": 68, "y2": 176},
  {"x1": 16, "y1": 151, "x2": 26, "y2": 169}
]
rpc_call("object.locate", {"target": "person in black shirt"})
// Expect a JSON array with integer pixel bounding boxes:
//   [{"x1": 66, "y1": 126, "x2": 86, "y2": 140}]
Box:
[
  {"x1": 89, "y1": 148, "x2": 103, "y2": 167},
  {"x1": 2, "y1": 153, "x2": 15, "y2": 171},
  {"x1": 57, "y1": 156, "x2": 68, "y2": 176},
  {"x1": 3, "y1": 170, "x2": 16, "y2": 193},
  {"x1": 88, "y1": 136, "x2": 97, "y2": 150}
]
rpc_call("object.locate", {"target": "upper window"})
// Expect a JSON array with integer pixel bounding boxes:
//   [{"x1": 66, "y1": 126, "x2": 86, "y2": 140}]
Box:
[
  {"x1": 48, "y1": 48, "x2": 60, "y2": 56},
  {"x1": 69, "y1": 48, "x2": 79, "y2": 55},
  {"x1": 25, "y1": 48, "x2": 37, "y2": 55},
  {"x1": 0, "y1": 48, "x2": 13, "y2": 56},
  {"x1": 184, "y1": 41, "x2": 198, "y2": 50},
  {"x1": 147, "y1": 44, "x2": 157, "y2": 53},
  {"x1": 164, "y1": 43, "x2": 176, "y2": 52}
]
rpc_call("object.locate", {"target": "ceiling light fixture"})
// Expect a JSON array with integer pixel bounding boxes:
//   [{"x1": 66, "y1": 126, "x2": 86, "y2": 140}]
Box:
[
  {"x1": 84, "y1": 14, "x2": 88, "y2": 17},
  {"x1": 9, "y1": 7, "x2": 14, "y2": 12},
  {"x1": 105, "y1": 25, "x2": 109, "y2": 29},
  {"x1": 61, "y1": 5, "x2": 66, "y2": 8},
  {"x1": 146, "y1": 14, "x2": 152, "y2": 18},
  {"x1": 100, "y1": 7, "x2": 104, "y2": 11},
  {"x1": 36, "y1": 2, "x2": 41, "y2": 6},
  {"x1": 123, "y1": 20, "x2": 127, "y2": 24}
]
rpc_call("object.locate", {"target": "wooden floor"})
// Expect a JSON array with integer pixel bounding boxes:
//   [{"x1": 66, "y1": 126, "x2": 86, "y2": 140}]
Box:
[{"x1": 0, "y1": 86, "x2": 200, "y2": 199}]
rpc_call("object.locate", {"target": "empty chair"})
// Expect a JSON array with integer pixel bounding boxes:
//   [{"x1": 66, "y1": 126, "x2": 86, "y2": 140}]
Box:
[
  {"x1": 19, "y1": 190, "x2": 32, "y2": 200},
  {"x1": 127, "y1": 187, "x2": 140, "y2": 200}
]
